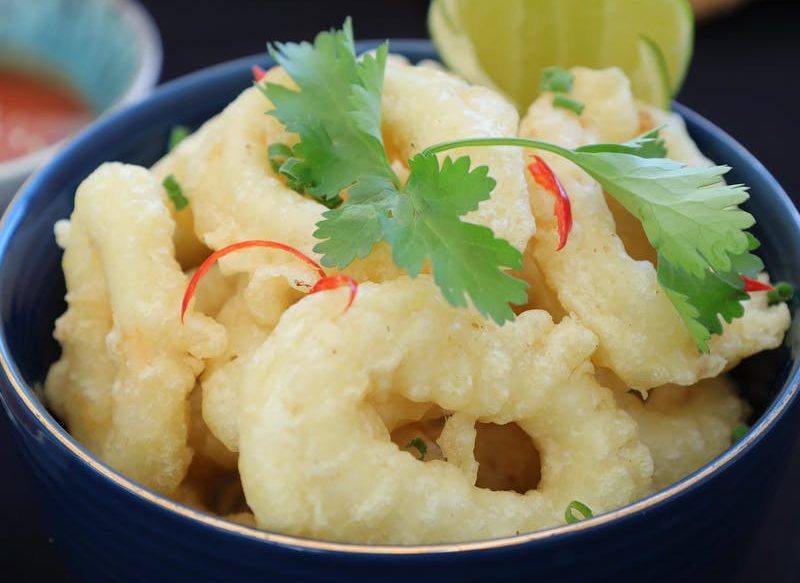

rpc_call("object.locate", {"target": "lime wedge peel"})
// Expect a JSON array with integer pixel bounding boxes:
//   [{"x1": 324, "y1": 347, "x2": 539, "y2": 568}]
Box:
[
  {"x1": 631, "y1": 36, "x2": 673, "y2": 110},
  {"x1": 429, "y1": 0, "x2": 694, "y2": 110}
]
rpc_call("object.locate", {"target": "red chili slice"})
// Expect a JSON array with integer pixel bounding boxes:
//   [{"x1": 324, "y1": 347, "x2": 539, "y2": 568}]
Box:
[
  {"x1": 181, "y1": 239, "x2": 357, "y2": 322},
  {"x1": 527, "y1": 155, "x2": 572, "y2": 250},
  {"x1": 310, "y1": 274, "x2": 358, "y2": 310},
  {"x1": 741, "y1": 275, "x2": 774, "y2": 293},
  {"x1": 252, "y1": 65, "x2": 267, "y2": 82}
]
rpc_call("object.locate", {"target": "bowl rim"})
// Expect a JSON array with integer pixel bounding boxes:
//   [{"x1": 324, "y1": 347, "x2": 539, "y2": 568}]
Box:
[
  {"x1": 1, "y1": 40, "x2": 799, "y2": 556},
  {"x1": 0, "y1": 0, "x2": 163, "y2": 181}
]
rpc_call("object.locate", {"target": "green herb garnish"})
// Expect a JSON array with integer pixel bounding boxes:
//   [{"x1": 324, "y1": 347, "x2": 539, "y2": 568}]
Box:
[
  {"x1": 260, "y1": 20, "x2": 764, "y2": 349},
  {"x1": 539, "y1": 66, "x2": 574, "y2": 93},
  {"x1": 163, "y1": 174, "x2": 189, "y2": 211},
  {"x1": 263, "y1": 19, "x2": 525, "y2": 323},
  {"x1": 767, "y1": 281, "x2": 794, "y2": 305},
  {"x1": 268, "y1": 142, "x2": 294, "y2": 173},
  {"x1": 564, "y1": 500, "x2": 594, "y2": 524},
  {"x1": 553, "y1": 94, "x2": 585, "y2": 115},
  {"x1": 168, "y1": 125, "x2": 190, "y2": 151},
  {"x1": 731, "y1": 422, "x2": 749, "y2": 444},
  {"x1": 405, "y1": 437, "x2": 428, "y2": 460}
]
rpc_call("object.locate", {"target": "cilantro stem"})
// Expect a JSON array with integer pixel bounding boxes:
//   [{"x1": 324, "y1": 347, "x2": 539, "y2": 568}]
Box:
[{"x1": 422, "y1": 137, "x2": 575, "y2": 161}]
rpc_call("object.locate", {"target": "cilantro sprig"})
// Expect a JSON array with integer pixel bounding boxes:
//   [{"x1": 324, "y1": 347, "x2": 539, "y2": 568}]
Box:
[
  {"x1": 260, "y1": 20, "x2": 765, "y2": 350},
  {"x1": 263, "y1": 18, "x2": 525, "y2": 323},
  {"x1": 424, "y1": 133, "x2": 759, "y2": 351}
]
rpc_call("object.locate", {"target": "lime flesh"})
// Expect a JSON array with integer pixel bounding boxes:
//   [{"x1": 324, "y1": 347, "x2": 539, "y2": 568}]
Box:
[{"x1": 429, "y1": 0, "x2": 693, "y2": 109}]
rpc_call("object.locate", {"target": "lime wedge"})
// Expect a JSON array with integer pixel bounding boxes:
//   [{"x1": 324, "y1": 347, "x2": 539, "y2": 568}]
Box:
[
  {"x1": 429, "y1": 0, "x2": 694, "y2": 109},
  {"x1": 631, "y1": 36, "x2": 672, "y2": 110}
]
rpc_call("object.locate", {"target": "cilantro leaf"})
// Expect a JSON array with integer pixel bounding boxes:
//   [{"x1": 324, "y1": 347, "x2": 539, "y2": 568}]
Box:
[
  {"x1": 567, "y1": 152, "x2": 755, "y2": 280},
  {"x1": 384, "y1": 154, "x2": 526, "y2": 322},
  {"x1": 263, "y1": 18, "x2": 397, "y2": 204},
  {"x1": 657, "y1": 254, "x2": 748, "y2": 351},
  {"x1": 563, "y1": 149, "x2": 759, "y2": 351},
  {"x1": 262, "y1": 20, "x2": 764, "y2": 345},
  {"x1": 424, "y1": 131, "x2": 761, "y2": 349},
  {"x1": 314, "y1": 155, "x2": 526, "y2": 323},
  {"x1": 264, "y1": 20, "x2": 528, "y2": 323}
]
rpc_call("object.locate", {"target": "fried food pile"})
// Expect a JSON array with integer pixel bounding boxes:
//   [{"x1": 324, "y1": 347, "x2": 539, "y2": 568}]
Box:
[{"x1": 44, "y1": 58, "x2": 790, "y2": 543}]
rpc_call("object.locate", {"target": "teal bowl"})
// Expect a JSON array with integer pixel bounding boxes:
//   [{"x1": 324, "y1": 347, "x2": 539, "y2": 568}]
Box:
[
  {"x1": 0, "y1": 41, "x2": 798, "y2": 583},
  {"x1": 0, "y1": 0, "x2": 162, "y2": 206}
]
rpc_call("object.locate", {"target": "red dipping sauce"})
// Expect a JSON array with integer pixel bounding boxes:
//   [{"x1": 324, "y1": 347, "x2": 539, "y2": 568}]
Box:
[{"x1": 0, "y1": 65, "x2": 93, "y2": 162}]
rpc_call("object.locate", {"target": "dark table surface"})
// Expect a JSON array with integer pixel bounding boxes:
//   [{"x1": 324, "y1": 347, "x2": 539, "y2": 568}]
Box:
[{"x1": 2, "y1": 0, "x2": 799, "y2": 580}]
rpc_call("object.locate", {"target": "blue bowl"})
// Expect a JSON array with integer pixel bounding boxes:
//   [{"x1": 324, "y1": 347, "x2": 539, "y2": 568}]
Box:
[{"x1": 0, "y1": 41, "x2": 798, "y2": 583}]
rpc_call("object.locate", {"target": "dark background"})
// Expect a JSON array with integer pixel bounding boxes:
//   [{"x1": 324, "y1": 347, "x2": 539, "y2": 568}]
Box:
[{"x1": 1, "y1": 0, "x2": 799, "y2": 580}]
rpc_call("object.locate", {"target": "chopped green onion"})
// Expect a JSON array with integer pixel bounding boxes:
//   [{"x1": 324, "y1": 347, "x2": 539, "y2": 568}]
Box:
[
  {"x1": 767, "y1": 281, "x2": 794, "y2": 305},
  {"x1": 268, "y1": 142, "x2": 294, "y2": 173},
  {"x1": 539, "y1": 66, "x2": 574, "y2": 93},
  {"x1": 163, "y1": 174, "x2": 189, "y2": 211},
  {"x1": 405, "y1": 437, "x2": 427, "y2": 460},
  {"x1": 553, "y1": 95, "x2": 585, "y2": 115},
  {"x1": 168, "y1": 125, "x2": 190, "y2": 151},
  {"x1": 731, "y1": 422, "x2": 749, "y2": 444},
  {"x1": 564, "y1": 500, "x2": 593, "y2": 524}
]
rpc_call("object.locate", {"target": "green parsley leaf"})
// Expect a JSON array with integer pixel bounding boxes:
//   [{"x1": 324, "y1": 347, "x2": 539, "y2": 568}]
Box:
[
  {"x1": 168, "y1": 125, "x2": 190, "y2": 151},
  {"x1": 553, "y1": 94, "x2": 585, "y2": 115},
  {"x1": 540, "y1": 66, "x2": 574, "y2": 93},
  {"x1": 767, "y1": 281, "x2": 794, "y2": 305},
  {"x1": 731, "y1": 422, "x2": 749, "y2": 444},
  {"x1": 405, "y1": 437, "x2": 427, "y2": 460},
  {"x1": 162, "y1": 174, "x2": 189, "y2": 211},
  {"x1": 564, "y1": 500, "x2": 593, "y2": 524}
]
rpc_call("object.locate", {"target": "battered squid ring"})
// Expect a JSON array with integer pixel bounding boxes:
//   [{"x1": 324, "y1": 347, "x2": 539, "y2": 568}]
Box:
[
  {"x1": 518, "y1": 67, "x2": 789, "y2": 390},
  {"x1": 44, "y1": 163, "x2": 226, "y2": 495},
  {"x1": 237, "y1": 277, "x2": 652, "y2": 544},
  {"x1": 153, "y1": 57, "x2": 535, "y2": 283},
  {"x1": 156, "y1": 57, "x2": 537, "y2": 455},
  {"x1": 609, "y1": 374, "x2": 748, "y2": 491}
]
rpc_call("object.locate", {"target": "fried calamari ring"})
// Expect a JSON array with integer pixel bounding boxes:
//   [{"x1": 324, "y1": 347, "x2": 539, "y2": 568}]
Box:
[
  {"x1": 45, "y1": 163, "x2": 226, "y2": 494},
  {"x1": 199, "y1": 269, "x2": 305, "y2": 453},
  {"x1": 238, "y1": 277, "x2": 652, "y2": 544},
  {"x1": 153, "y1": 58, "x2": 535, "y2": 299},
  {"x1": 382, "y1": 55, "x2": 535, "y2": 253},
  {"x1": 519, "y1": 67, "x2": 789, "y2": 389},
  {"x1": 604, "y1": 372, "x2": 748, "y2": 491}
]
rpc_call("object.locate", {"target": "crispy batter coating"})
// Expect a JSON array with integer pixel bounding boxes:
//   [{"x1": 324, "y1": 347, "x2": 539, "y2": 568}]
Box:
[
  {"x1": 45, "y1": 58, "x2": 789, "y2": 543},
  {"x1": 45, "y1": 163, "x2": 226, "y2": 494},
  {"x1": 238, "y1": 277, "x2": 652, "y2": 543},
  {"x1": 604, "y1": 372, "x2": 748, "y2": 491},
  {"x1": 519, "y1": 67, "x2": 789, "y2": 389},
  {"x1": 382, "y1": 55, "x2": 535, "y2": 253}
]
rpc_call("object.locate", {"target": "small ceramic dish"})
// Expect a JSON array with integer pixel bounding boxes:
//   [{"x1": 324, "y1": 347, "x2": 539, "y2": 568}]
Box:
[
  {"x1": 0, "y1": 0, "x2": 162, "y2": 206},
  {"x1": 0, "y1": 41, "x2": 798, "y2": 583}
]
